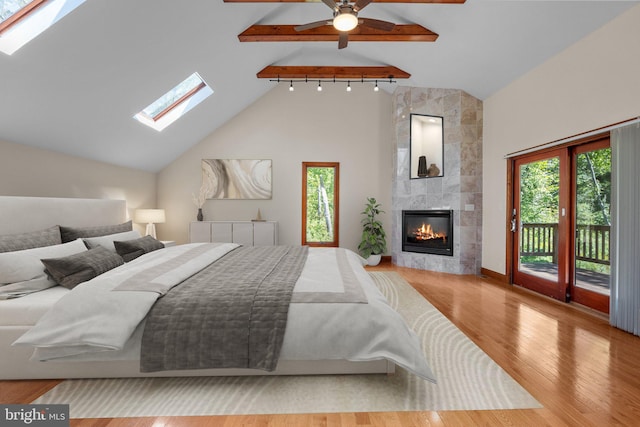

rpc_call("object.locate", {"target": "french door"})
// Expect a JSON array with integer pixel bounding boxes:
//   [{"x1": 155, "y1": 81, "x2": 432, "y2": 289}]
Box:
[
  {"x1": 512, "y1": 136, "x2": 611, "y2": 312},
  {"x1": 513, "y1": 148, "x2": 569, "y2": 301}
]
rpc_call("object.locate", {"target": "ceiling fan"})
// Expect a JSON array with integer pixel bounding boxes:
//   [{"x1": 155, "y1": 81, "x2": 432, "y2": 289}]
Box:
[{"x1": 294, "y1": 0, "x2": 396, "y2": 49}]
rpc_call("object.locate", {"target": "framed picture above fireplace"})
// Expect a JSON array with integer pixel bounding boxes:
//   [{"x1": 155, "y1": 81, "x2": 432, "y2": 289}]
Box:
[{"x1": 410, "y1": 114, "x2": 444, "y2": 179}]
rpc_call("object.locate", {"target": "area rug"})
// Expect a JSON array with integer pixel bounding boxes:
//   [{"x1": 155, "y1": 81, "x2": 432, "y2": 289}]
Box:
[{"x1": 33, "y1": 272, "x2": 541, "y2": 418}]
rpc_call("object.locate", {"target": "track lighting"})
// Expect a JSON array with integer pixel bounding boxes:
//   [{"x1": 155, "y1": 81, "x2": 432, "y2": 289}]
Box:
[{"x1": 271, "y1": 76, "x2": 396, "y2": 92}]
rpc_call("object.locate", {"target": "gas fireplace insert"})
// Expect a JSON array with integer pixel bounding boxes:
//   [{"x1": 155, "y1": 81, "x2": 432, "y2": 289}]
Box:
[{"x1": 402, "y1": 210, "x2": 453, "y2": 256}]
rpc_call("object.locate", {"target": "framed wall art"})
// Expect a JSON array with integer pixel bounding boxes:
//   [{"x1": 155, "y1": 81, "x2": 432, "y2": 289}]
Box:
[{"x1": 201, "y1": 159, "x2": 272, "y2": 200}]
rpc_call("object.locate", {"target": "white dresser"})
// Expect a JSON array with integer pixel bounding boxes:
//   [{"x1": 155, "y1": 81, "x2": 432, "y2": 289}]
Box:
[{"x1": 189, "y1": 221, "x2": 278, "y2": 246}]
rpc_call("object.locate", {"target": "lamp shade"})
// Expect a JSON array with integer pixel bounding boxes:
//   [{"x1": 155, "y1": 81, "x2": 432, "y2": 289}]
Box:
[
  {"x1": 134, "y1": 209, "x2": 165, "y2": 239},
  {"x1": 134, "y1": 209, "x2": 166, "y2": 224}
]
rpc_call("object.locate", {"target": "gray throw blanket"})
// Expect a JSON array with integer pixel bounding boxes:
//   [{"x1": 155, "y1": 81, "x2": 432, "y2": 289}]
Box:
[{"x1": 140, "y1": 245, "x2": 308, "y2": 373}]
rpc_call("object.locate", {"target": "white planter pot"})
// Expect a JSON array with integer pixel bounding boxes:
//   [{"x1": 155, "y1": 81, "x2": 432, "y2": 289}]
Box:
[{"x1": 367, "y1": 254, "x2": 382, "y2": 266}]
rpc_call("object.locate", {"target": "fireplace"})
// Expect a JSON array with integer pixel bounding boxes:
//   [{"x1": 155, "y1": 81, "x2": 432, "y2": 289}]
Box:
[{"x1": 402, "y1": 210, "x2": 454, "y2": 256}]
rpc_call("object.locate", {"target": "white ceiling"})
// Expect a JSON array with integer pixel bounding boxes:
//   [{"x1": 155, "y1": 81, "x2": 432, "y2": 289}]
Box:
[{"x1": 0, "y1": 0, "x2": 636, "y2": 172}]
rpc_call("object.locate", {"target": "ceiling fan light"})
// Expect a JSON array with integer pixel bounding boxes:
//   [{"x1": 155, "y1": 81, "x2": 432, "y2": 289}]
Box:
[{"x1": 333, "y1": 13, "x2": 358, "y2": 32}]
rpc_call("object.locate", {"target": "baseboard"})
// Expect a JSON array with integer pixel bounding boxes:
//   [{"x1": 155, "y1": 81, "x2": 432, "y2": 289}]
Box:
[{"x1": 480, "y1": 268, "x2": 509, "y2": 284}]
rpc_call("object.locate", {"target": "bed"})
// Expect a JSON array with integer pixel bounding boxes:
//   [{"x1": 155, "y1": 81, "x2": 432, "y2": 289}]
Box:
[{"x1": 0, "y1": 196, "x2": 435, "y2": 382}]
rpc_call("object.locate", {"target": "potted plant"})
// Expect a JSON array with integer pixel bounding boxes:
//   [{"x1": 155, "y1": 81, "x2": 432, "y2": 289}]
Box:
[{"x1": 358, "y1": 197, "x2": 387, "y2": 266}]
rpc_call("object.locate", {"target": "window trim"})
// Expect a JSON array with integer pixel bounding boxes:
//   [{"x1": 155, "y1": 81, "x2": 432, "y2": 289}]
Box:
[
  {"x1": 0, "y1": 0, "x2": 47, "y2": 35},
  {"x1": 133, "y1": 73, "x2": 212, "y2": 132},
  {"x1": 301, "y1": 161, "x2": 340, "y2": 247},
  {"x1": 150, "y1": 81, "x2": 206, "y2": 122}
]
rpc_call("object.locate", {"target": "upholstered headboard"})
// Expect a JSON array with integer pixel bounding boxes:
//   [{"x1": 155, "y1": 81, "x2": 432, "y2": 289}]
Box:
[{"x1": 0, "y1": 196, "x2": 127, "y2": 235}]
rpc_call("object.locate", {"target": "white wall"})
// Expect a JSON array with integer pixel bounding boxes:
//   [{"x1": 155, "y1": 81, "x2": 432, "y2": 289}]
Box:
[
  {"x1": 0, "y1": 139, "x2": 157, "y2": 229},
  {"x1": 157, "y1": 82, "x2": 393, "y2": 252},
  {"x1": 483, "y1": 4, "x2": 640, "y2": 275}
]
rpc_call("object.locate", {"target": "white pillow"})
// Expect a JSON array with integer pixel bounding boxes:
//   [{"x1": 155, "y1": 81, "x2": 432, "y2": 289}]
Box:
[
  {"x1": 83, "y1": 230, "x2": 141, "y2": 251},
  {"x1": 0, "y1": 239, "x2": 88, "y2": 285}
]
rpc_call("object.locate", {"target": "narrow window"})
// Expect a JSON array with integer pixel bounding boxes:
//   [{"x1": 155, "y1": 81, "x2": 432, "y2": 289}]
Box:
[
  {"x1": 133, "y1": 72, "x2": 213, "y2": 132},
  {"x1": 302, "y1": 162, "x2": 339, "y2": 247}
]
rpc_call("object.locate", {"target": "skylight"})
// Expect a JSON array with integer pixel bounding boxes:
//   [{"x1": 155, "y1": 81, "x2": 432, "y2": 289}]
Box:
[
  {"x1": 0, "y1": 0, "x2": 86, "y2": 55},
  {"x1": 134, "y1": 72, "x2": 213, "y2": 132},
  {"x1": 0, "y1": 0, "x2": 42, "y2": 29}
]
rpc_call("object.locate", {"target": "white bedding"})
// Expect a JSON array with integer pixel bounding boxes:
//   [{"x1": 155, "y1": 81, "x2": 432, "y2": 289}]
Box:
[
  {"x1": 0, "y1": 286, "x2": 68, "y2": 326},
  {"x1": 12, "y1": 244, "x2": 436, "y2": 382}
]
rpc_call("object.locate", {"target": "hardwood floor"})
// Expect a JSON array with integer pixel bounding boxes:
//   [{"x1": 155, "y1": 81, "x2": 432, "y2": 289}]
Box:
[{"x1": 2, "y1": 263, "x2": 639, "y2": 426}]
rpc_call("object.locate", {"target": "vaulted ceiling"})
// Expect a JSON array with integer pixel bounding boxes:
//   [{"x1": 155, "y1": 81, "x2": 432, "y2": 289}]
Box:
[{"x1": 0, "y1": 0, "x2": 636, "y2": 172}]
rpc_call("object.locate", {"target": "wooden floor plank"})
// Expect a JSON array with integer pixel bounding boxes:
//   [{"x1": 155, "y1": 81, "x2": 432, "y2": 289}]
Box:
[{"x1": 3, "y1": 263, "x2": 640, "y2": 426}]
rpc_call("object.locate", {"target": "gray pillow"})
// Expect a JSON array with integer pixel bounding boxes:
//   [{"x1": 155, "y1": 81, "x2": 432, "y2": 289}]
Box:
[
  {"x1": 41, "y1": 246, "x2": 124, "y2": 289},
  {"x1": 0, "y1": 226, "x2": 62, "y2": 253},
  {"x1": 60, "y1": 220, "x2": 132, "y2": 243},
  {"x1": 114, "y1": 235, "x2": 165, "y2": 262}
]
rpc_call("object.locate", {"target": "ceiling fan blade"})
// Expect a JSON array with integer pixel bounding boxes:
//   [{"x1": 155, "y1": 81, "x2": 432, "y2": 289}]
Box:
[
  {"x1": 321, "y1": 0, "x2": 339, "y2": 11},
  {"x1": 338, "y1": 32, "x2": 348, "y2": 49},
  {"x1": 353, "y1": 0, "x2": 373, "y2": 12},
  {"x1": 294, "y1": 20, "x2": 332, "y2": 32},
  {"x1": 359, "y1": 18, "x2": 396, "y2": 32}
]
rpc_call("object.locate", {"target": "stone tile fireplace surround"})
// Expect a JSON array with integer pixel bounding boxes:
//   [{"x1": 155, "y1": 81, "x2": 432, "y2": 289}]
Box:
[{"x1": 392, "y1": 87, "x2": 483, "y2": 275}]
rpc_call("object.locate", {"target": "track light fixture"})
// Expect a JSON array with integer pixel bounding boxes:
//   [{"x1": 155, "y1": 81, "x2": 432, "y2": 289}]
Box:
[{"x1": 270, "y1": 76, "x2": 396, "y2": 92}]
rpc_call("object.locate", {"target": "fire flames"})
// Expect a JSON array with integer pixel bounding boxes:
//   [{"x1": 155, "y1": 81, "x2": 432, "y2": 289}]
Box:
[{"x1": 413, "y1": 223, "x2": 447, "y2": 242}]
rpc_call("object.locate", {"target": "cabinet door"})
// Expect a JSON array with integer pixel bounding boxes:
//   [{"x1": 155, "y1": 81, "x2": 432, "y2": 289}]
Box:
[
  {"x1": 232, "y1": 223, "x2": 253, "y2": 246},
  {"x1": 253, "y1": 222, "x2": 276, "y2": 246},
  {"x1": 189, "y1": 222, "x2": 211, "y2": 243},
  {"x1": 211, "y1": 222, "x2": 233, "y2": 243}
]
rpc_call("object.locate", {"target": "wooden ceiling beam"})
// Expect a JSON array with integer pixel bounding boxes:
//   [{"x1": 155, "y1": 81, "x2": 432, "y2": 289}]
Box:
[
  {"x1": 225, "y1": 0, "x2": 464, "y2": 3},
  {"x1": 239, "y1": 24, "x2": 437, "y2": 43},
  {"x1": 257, "y1": 65, "x2": 410, "y2": 79}
]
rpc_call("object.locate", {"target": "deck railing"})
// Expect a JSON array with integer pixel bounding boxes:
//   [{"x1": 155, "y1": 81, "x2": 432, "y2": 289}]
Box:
[
  {"x1": 575, "y1": 224, "x2": 610, "y2": 265},
  {"x1": 520, "y1": 223, "x2": 610, "y2": 265},
  {"x1": 520, "y1": 223, "x2": 558, "y2": 263}
]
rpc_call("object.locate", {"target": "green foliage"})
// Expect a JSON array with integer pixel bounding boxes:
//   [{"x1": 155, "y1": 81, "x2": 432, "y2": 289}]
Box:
[
  {"x1": 519, "y1": 148, "x2": 611, "y2": 226},
  {"x1": 576, "y1": 148, "x2": 611, "y2": 226},
  {"x1": 357, "y1": 197, "x2": 387, "y2": 258},
  {"x1": 519, "y1": 157, "x2": 560, "y2": 224},
  {"x1": 305, "y1": 167, "x2": 335, "y2": 243}
]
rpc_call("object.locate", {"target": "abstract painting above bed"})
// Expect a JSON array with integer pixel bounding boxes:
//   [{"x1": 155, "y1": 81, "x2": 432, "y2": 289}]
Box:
[{"x1": 201, "y1": 159, "x2": 272, "y2": 200}]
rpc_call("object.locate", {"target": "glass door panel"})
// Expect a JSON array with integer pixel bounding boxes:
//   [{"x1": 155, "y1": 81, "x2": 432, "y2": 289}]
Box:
[
  {"x1": 513, "y1": 149, "x2": 568, "y2": 301},
  {"x1": 571, "y1": 139, "x2": 611, "y2": 312}
]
